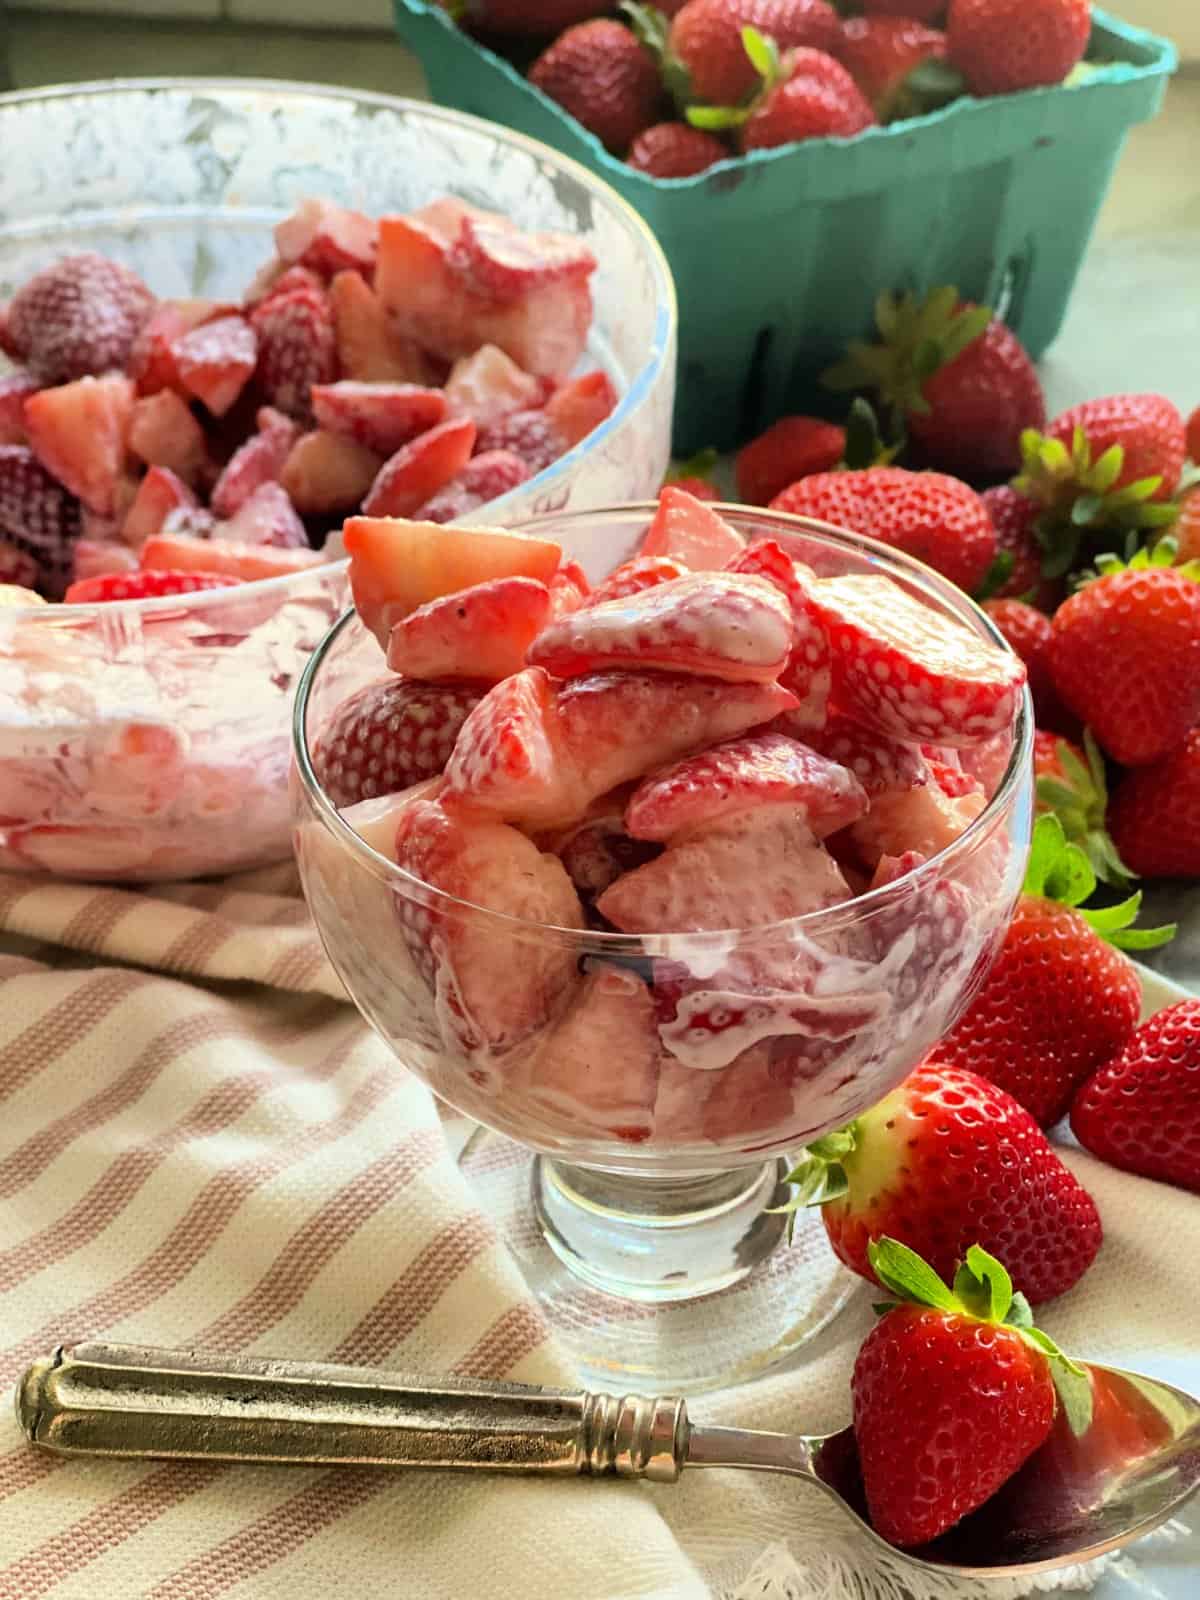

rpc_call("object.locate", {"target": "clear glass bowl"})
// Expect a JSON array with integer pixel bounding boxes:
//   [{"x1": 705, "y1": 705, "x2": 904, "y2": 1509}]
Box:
[
  {"x1": 0, "y1": 79, "x2": 676, "y2": 882},
  {"x1": 292, "y1": 505, "x2": 1034, "y2": 1390}
]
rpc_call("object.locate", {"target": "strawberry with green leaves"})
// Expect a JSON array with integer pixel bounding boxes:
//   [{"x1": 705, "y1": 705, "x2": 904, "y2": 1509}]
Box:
[
  {"x1": 1071, "y1": 999, "x2": 1200, "y2": 1194},
  {"x1": 735, "y1": 414, "x2": 845, "y2": 505},
  {"x1": 647, "y1": 0, "x2": 841, "y2": 108},
  {"x1": 930, "y1": 814, "x2": 1174, "y2": 1126},
  {"x1": 779, "y1": 1055, "x2": 1102, "y2": 1303},
  {"x1": 1047, "y1": 538, "x2": 1200, "y2": 767},
  {"x1": 823, "y1": 286, "x2": 1045, "y2": 479},
  {"x1": 946, "y1": 0, "x2": 1091, "y2": 97},
  {"x1": 1015, "y1": 395, "x2": 1186, "y2": 579},
  {"x1": 853, "y1": 1239, "x2": 1092, "y2": 1548}
]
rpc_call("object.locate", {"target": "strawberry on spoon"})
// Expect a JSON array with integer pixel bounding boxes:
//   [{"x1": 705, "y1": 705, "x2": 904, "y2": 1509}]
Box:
[{"x1": 853, "y1": 1238, "x2": 1092, "y2": 1548}]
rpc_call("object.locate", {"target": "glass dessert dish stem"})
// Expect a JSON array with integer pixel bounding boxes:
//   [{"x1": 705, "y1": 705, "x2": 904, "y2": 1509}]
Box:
[{"x1": 532, "y1": 1159, "x2": 791, "y2": 1303}]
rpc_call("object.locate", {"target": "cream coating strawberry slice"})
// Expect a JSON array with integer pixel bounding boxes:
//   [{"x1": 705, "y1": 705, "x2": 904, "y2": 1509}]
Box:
[
  {"x1": 851, "y1": 783, "x2": 986, "y2": 873},
  {"x1": 728, "y1": 538, "x2": 830, "y2": 726},
  {"x1": 597, "y1": 804, "x2": 853, "y2": 934},
  {"x1": 809, "y1": 574, "x2": 1026, "y2": 747},
  {"x1": 526, "y1": 963, "x2": 660, "y2": 1143},
  {"x1": 386, "y1": 576, "x2": 552, "y2": 683},
  {"x1": 639, "y1": 486, "x2": 745, "y2": 570},
  {"x1": 442, "y1": 667, "x2": 797, "y2": 831},
  {"x1": 625, "y1": 732, "x2": 867, "y2": 844},
  {"x1": 344, "y1": 515, "x2": 562, "y2": 649},
  {"x1": 527, "y1": 571, "x2": 793, "y2": 684},
  {"x1": 393, "y1": 791, "x2": 584, "y2": 1055},
  {"x1": 586, "y1": 554, "x2": 688, "y2": 606}
]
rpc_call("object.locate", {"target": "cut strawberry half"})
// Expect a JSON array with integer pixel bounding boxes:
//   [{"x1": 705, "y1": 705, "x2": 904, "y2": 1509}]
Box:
[
  {"x1": 312, "y1": 677, "x2": 486, "y2": 807},
  {"x1": 810, "y1": 574, "x2": 1027, "y2": 747},
  {"x1": 127, "y1": 298, "x2": 228, "y2": 395},
  {"x1": 139, "y1": 532, "x2": 323, "y2": 582},
  {"x1": 64, "y1": 568, "x2": 240, "y2": 604},
  {"x1": 729, "y1": 538, "x2": 831, "y2": 727},
  {"x1": 278, "y1": 429, "x2": 382, "y2": 515},
  {"x1": 127, "y1": 390, "x2": 210, "y2": 486},
  {"x1": 249, "y1": 285, "x2": 337, "y2": 422},
  {"x1": 445, "y1": 211, "x2": 596, "y2": 300},
  {"x1": 527, "y1": 963, "x2": 660, "y2": 1143},
  {"x1": 122, "y1": 466, "x2": 198, "y2": 547},
  {"x1": 210, "y1": 408, "x2": 303, "y2": 517},
  {"x1": 217, "y1": 481, "x2": 307, "y2": 549},
  {"x1": 542, "y1": 370, "x2": 618, "y2": 448},
  {"x1": 360, "y1": 416, "x2": 477, "y2": 519},
  {"x1": 0, "y1": 373, "x2": 38, "y2": 446},
  {"x1": 587, "y1": 554, "x2": 689, "y2": 606},
  {"x1": 311, "y1": 381, "x2": 446, "y2": 456},
  {"x1": 528, "y1": 570, "x2": 794, "y2": 684},
  {"x1": 640, "y1": 486, "x2": 746, "y2": 570},
  {"x1": 274, "y1": 199, "x2": 379, "y2": 278},
  {"x1": 443, "y1": 667, "x2": 797, "y2": 832},
  {"x1": 386, "y1": 575, "x2": 552, "y2": 683},
  {"x1": 393, "y1": 791, "x2": 584, "y2": 1055},
  {"x1": 171, "y1": 315, "x2": 258, "y2": 417},
  {"x1": 625, "y1": 732, "x2": 868, "y2": 843},
  {"x1": 548, "y1": 560, "x2": 590, "y2": 619},
  {"x1": 22, "y1": 374, "x2": 135, "y2": 515},
  {"x1": 343, "y1": 514, "x2": 562, "y2": 648},
  {"x1": 376, "y1": 207, "x2": 594, "y2": 381},
  {"x1": 328, "y1": 269, "x2": 441, "y2": 385},
  {"x1": 443, "y1": 344, "x2": 543, "y2": 429},
  {"x1": 597, "y1": 806, "x2": 853, "y2": 936},
  {"x1": 850, "y1": 779, "x2": 986, "y2": 873},
  {"x1": 416, "y1": 450, "x2": 531, "y2": 525},
  {"x1": 801, "y1": 710, "x2": 929, "y2": 796}
]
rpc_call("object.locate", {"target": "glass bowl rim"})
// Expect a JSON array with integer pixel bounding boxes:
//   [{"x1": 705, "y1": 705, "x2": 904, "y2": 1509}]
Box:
[
  {"x1": 291, "y1": 502, "x2": 1034, "y2": 952},
  {"x1": 0, "y1": 76, "x2": 677, "y2": 618}
]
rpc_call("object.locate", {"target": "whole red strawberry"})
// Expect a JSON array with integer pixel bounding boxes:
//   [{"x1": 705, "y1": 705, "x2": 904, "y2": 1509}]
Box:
[
  {"x1": 1045, "y1": 393, "x2": 1187, "y2": 502},
  {"x1": 947, "y1": 0, "x2": 1090, "y2": 95},
  {"x1": 735, "y1": 414, "x2": 845, "y2": 505},
  {"x1": 627, "y1": 121, "x2": 729, "y2": 175},
  {"x1": 980, "y1": 484, "x2": 1060, "y2": 609},
  {"x1": 667, "y1": 0, "x2": 841, "y2": 105},
  {"x1": 834, "y1": 15, "x2": 948, "y2": 119},
  {"x1": 1048, "y1": 542, "x2": 1200, "y2": 767},
  {"x1": 740, "y1": 48, "x2": 876, "y2": 148},
  {"x1": 312, "y1": 678, "x2": 487, "y2": 808},
  {"x1": 784, "y1": 1055, "x2": 1102, "y2": 1303},
  {"x1": 983, "y1": 598, "x2": 1056, "y2": 719},
  {"x1": 1071, "y1": 1000, "x2": 1200, "y2": 1194},
  {"x1": 771, "y1": 465, "x2": 996, "y2": 593},
  {"x1": 5, "y1": 252, "x2": 155, "y2": 385},
  {"x1": 1178, "y1": 491, "x2": 1200, "y2": 565},
  {"x1": 930, "y1": 815, "x2": 1172, "y2": 1127},
  {"x1": 824, "y1": 289, "x2": 1045, "y2": 479},
  {"x1": 1108, "y1": 727, "x2": 1200, "y2": 880},
  {"x1": 529, "y1": 20, "x2": 663, "y2": 154},
  {"x1": 852, "y1": 1239, "x2": 1090, "y2": 1548}
]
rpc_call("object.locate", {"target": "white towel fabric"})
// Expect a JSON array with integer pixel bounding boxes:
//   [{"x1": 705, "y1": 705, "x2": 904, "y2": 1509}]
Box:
[{"x1": 0, "y1": 869, "x2": 1195, "y2": 1600}]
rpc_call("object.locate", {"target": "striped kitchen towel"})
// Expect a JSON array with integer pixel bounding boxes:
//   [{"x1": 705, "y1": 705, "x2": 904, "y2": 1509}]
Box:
[{"x1": 0, "y1": 872, "x2": 1195, "y2": 1600}]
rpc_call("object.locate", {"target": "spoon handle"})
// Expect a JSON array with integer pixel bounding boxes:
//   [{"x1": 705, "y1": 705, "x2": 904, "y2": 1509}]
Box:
[{"x1": 17, "y1": 1342, "x2": 689, "y2": 1482}]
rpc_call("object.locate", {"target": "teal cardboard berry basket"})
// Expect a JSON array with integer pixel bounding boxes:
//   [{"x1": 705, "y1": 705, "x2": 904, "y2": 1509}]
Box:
[{"x1": 392, "y1": 3, "x2": 1175, "y2": 455}]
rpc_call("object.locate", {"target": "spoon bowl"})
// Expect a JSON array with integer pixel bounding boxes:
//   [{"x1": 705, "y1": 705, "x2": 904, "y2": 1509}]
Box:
[{"x1": 17, "y1": 1342, "x2": 1200, "y2": 1580}]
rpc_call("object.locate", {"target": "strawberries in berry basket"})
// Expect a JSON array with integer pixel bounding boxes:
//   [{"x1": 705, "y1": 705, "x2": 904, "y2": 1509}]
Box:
[
  {"x1": 834, "y1": 15, "x2": 951, "y2": 122},
  {"x1": 662, "y1": 0, "x2": 841, "y2": 107},
  {"x1": 930, "y1": 814, "x2": 1173, "y2": 1127},
  {"x1": 627, "y1": 121, "x2": 729, "y2": 175},
  {"x1": 1071, "y1": 999, "x2": 1200, "y2": 1195},
  {"x1": 947, "y1": 0, "x2": 1091, "y2": 97},
  {"x1": 851, "y1": 1239, "x2": 1093, "y2": 1546},
  {"x1": 529, "y1": 18, "x2": 663, "y2": 154}
]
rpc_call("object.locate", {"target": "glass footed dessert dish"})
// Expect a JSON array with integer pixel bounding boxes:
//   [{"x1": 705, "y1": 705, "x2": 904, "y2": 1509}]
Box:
[{"x1": 291, "y1": 500, "x2": 1034, "y2": 1392}]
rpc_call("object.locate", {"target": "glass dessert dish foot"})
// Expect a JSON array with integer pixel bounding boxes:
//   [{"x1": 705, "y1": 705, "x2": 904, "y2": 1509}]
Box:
[
  {"x1": 292, "y1": 505, "x2": 1034, "y2": 1394},
  {"x1": 459, "y1": 1126, "x2": 859, "y2": 1392}
]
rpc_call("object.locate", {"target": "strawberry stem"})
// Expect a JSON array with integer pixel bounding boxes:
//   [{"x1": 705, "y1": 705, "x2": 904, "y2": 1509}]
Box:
[{"x1": 1023, "y1": 816, "x2": 1176, "y2": 948}]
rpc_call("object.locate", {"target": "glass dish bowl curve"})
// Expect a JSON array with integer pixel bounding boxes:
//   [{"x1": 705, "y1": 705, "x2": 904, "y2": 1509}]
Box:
[
  {"x1": 292, "y1": 505, "x2": 1035, "y2": 1180},
  {"x1": 0, "y1": 79, "x2": 676, "y2": 883}
]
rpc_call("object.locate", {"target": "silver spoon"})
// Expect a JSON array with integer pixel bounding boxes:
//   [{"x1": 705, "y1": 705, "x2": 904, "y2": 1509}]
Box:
[{"x1": 17, "y1": 1341, "x2": 1200, "y2": 1580}]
